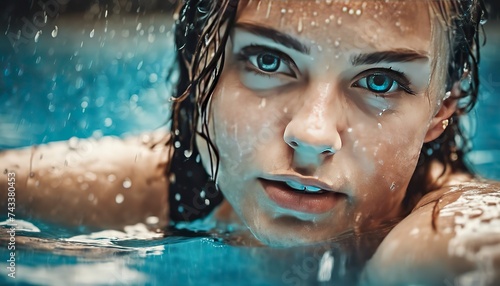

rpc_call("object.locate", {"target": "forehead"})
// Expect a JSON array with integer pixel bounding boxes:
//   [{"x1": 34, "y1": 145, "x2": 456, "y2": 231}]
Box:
[{"x1": 237, "y1": 0, "x2": 433, "y2": 53}]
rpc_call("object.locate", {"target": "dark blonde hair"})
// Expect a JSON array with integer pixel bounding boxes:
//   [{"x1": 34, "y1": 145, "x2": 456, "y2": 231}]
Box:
[{"x1": 167, "y1": 0, "x2": 487, "y2": 222}]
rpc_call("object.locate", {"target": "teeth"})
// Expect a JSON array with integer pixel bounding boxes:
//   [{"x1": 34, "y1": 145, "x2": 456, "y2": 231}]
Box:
[{"x1": 285, "y1": 181, "x2": 322, "y2": 193}]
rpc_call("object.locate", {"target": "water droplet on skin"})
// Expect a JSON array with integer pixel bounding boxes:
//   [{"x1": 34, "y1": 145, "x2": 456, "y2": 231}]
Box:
[
  {"x1": 51, "y1": 26, "x2": 58, "y2": 38},
  {"x1": 146, "y1": 216, "x2": 159, "y2": 224},
  {"x1": 108, "y1": 174, "x2": 116, "y2": 182},
  {"x1": 390, "y1": 182, "x2": 396, "y2": 192},
  {"x1": 349, "y1": 9, "x2": 355, "y2": 15},
  {"x1": 337, "y1": 17, "x2": 342, "y2": 25},
  {"x1": 266, "y1": 1, "x2": 272, "y2": 18},
  {"x1": 342, "y1": 6, "x2": 348, "y2": 13},
  {"x1": 325, "y1": 0, "x2": 333, "y2": 5},
  {"x1": 122, "y1": 178, "x2": 132, "y2": 189},
  {"x1": 281, "y1": 8, "x2": 286, "y2": 14},
  {"x1": 334, "y1": 38, "x2": 341, "y2": 47},
  {"x1": 297, "y1": 18, "x2": 303, "y2": 33},
  {"x1": 283, "y1": 107, "x2": 288, "y2": 113},
  {"x1": 377, "y1": 123, "x2": 382, "y2": 129},
  {"x1": 347, "y1": 128, "x2": 353, "y2": 133},
  {"x1": 115, "y1": 194, "x2": 124, "y2": 204},
  {"x1": 68, "y1": 137, "x2": 79, "y2": 149},
  {"x1": 175, "y1": 193, "x2": 181, "y2": 201},
  {"x1": 259, "y1": 98, "x2": 266, "y2": 109},
  {"x1": 356, "y1": 9, "x2": 362, "y2": 16},
  {"x1": 85, "y1": 172, "x2": 97, "y2": 181},
  {"x1": 90, "y1": 29, "x2": 95, "y2": 38}
]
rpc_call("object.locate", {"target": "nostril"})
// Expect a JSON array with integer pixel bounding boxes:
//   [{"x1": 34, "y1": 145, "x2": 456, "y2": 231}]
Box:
[{"x1": 321, "y1": 148, "x2": 336, "y2": 155}]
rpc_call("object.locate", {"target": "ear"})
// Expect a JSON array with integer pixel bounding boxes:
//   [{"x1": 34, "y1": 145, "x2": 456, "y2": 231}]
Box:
[{"x1": 424, "y1": 83, "x2": 459, "y2": 143}]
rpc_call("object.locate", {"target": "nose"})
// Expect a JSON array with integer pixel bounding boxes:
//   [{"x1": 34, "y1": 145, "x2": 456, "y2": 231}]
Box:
[{"x1": 283, "y1": 83, "x2": 343, "y2": 168}]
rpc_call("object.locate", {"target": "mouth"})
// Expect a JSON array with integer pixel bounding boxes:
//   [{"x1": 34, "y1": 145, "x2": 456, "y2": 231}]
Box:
[{"x1": 259, "y1": 177, "x2": 345, "y2": 214}]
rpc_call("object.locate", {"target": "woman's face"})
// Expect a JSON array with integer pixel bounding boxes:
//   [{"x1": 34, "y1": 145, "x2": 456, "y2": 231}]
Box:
[{"x1": 200, "y1": 0, "x2": 448, "y2": 246}]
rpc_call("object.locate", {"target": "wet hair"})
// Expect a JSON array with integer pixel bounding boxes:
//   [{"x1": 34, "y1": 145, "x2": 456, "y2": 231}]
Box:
[{"x1": 166, "y1": 0, "x2": 488, "y2": 222}]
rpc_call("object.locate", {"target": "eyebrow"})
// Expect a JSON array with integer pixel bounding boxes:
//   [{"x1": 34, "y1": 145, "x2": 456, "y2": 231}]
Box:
[
  {"x1": 235, "y1": 22, "x2": 310, "y2": 54},
  {"x1": 351, "y1": 50, "x2": 429, "y2": 65}
]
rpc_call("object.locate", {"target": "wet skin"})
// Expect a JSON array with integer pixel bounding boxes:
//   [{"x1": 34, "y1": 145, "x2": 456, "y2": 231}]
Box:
[{"x1": 197, "y1": 0, "x2": 455, "y2": 246}]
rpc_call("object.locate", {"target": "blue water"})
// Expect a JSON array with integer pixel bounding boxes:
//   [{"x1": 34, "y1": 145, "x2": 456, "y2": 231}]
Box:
[{"x1": 0, "y1": 9, "x2": 500, "y2": 286}]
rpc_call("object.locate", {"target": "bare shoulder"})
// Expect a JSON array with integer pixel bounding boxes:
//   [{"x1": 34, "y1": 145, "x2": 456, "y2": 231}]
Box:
[
  {"x1": 0, "y1": 130, "x2": 172, "y2": 230},
  {"x1": 361, "y1": 178, "x2": 500, "y2": 286}
]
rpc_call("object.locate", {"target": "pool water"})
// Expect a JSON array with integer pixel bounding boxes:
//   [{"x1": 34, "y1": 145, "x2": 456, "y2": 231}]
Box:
[{"x1": 1, "y1": 6, "x2": 500, "y2": 286}]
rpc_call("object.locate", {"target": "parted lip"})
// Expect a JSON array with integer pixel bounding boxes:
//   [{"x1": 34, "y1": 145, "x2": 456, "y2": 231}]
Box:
[{"x1": 259, "y1": 173, "x2": 347, "y2": 195}]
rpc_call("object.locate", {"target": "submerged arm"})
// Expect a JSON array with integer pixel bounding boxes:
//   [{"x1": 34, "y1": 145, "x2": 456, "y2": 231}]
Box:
[
  {"x1": 0, "y1": 131, "x2": 170, "y2": 230},
  {"x1": 361, "y1": 181, "x2": 500, "y2": 285}
]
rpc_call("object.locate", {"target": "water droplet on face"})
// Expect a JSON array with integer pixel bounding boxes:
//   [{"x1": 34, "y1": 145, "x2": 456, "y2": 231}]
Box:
[
  {"x1": 377, "y1": 123, "x2": 382, "y2": 129},
  {"x1": 355, "y1": 9, "x2": 362, "y2": 16},
  {"x1": 107, "y1": 174, "x2": 116, "y2": 182},
  {"x1": 349, "y1": 8, "x2": 355, "y2": 15},
  {"x1": 122, "y1": 178, "x2": 132, "y2": 189},
  {"x1": 342, "y1": 6, "x2": 348, "y2": 13},
  {"x1": 68, "y1": 137, "x2": 79, "y2": 149},
  {"x1": 115, "y1": 194, "x2": 124, "y2": 204},
  {"x1": 297, "y1": 17, "x2": 303, "y2": 33},
  {"x1": 259, "y1": 98, "x2": 267, "y2": 109},
  {"x1": 325, "y1": 0, "x2": 333, "y2": 4},
  {"x1": 390, "y1": 182, "x2": 396, "y2": 192},
  {"x1": 347, "y1": 128, "x2": 353, "y2": 133}
]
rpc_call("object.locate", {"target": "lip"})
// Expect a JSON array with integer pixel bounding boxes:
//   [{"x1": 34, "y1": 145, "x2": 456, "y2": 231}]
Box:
[{"x1": 259, "y1": 176, "x2": 345, "y2": 214}]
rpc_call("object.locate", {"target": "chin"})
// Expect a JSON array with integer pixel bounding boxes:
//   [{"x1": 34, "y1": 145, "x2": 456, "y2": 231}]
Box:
[{"x1": 246, "y1": 216, "x2": 334, "y2": 247}]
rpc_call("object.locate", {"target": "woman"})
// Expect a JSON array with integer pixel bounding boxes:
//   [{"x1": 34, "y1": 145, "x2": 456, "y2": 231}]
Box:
[{"x1": 1, "y1": 0, "x2": 499, "y2": 284}]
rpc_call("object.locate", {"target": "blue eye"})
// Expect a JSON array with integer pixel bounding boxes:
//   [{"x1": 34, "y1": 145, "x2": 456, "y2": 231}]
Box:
[
  {"x1": 238, "y1": 45, "x2": 297, "y2": 78},
  {"x1": 367, "y1": 74, "x2": 395, "y2": 93},
  {"x1": 353, "y1": 72, "x2": 403, "y2": 94},
  {"x1": 257, "y1": 53, "x2": 281, "y2": 72}
]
